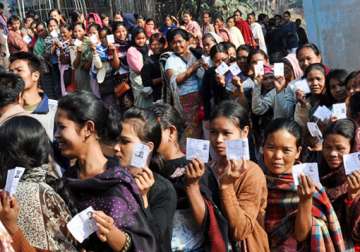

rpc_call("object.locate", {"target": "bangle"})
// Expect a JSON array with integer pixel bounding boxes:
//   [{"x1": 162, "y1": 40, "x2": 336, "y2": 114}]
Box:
[{"x1": 120, "y1": 231, "x2": 131, "y2": 252}]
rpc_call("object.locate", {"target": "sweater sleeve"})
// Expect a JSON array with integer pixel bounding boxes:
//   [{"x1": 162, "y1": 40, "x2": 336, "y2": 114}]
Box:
[
  {"x1": 294, "y1": 102, "x2": 311, "y2": 129},
  {"x1": 127, "y1": 47, "x2": 144, "y2": 73},
  {"x1": 252, "y1": 85, "x2": 274, "y2": 115},
  {"x1": 220, "y1": 162, "x2": 267, "y2": 241}
]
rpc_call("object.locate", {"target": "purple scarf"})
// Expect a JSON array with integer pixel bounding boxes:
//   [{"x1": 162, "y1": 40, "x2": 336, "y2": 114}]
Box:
[{"x1": 64, "y1": 159, "x2": 158, "y2": 252}]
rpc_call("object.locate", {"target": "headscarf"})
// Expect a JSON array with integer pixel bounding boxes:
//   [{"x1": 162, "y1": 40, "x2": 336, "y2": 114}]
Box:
[
  {"x1": 284, "y1": 53, "x2": 303, "y2": 80},
  {"x1": 86, "y1": 13, "x2": 103, "y2": 31}
]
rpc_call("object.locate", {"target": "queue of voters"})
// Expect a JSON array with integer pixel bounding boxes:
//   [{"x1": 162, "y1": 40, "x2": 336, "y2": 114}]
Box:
[{"x1": 0, "y1": 2, "x2": 360, "y2": 252}]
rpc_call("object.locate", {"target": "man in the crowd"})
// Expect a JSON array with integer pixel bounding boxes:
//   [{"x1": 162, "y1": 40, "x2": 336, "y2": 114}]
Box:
[
  {"x1": 0, "y1": 72, "x2": 28, "y2": 125},
  {"x1": 296, "y1": 18, "x2": 309, "y2": 47},
  {"x1": 247, "y1": 12, "x2": 267, "y2": 53},
  {"x1": 9, "y1": 52, "x2": 57, "y2": 140},
  {"x1": 280, "y1": 11, "x2": 299, "y2": 53},
  {"x1": 201, "y1": 11, "x2": 215, "y2": 34}
]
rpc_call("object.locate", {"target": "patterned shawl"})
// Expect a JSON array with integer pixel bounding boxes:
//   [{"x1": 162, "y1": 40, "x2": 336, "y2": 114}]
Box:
[
  {"x1": 265, "y1": 173, "x2": 345, "y2": 252},
  {"x1": 16, "y1": 164, "x2": 77, "y2": 251},
  {"x1": 63, "y1": 159, "x2": 158, "y2": 252}
]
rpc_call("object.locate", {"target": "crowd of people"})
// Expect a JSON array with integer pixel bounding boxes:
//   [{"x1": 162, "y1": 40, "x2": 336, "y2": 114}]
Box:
[{"x1": 0, "y1": 2, "x2": 359, "y2": 252}]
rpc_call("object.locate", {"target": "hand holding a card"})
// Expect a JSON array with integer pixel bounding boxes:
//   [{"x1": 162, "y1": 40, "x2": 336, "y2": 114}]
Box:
[
  {"x1": 295, "y1": 89, "x2": 307, "y2": 106},
  {"x1": 216, "y1": 74, "x2": 226, "y2": 87},
  {"x1": 185, "y1": 159, "x2": 206, "y2": 186},
  {"x1": 134, "y1": 167, "x2": 155, "y2": 208},
  {"x1": 92, "y1": 211, "x2": 127, "y2": 250},
  {"x1": 219, "y1": 160, "x2": 247, "y2": 189},
  {"x1": 0, "y1": 192, "x2": 19, "y2": 235},
  {"x1": 297, "y1": 174, "x2": 316, "y2": 202},
  {"x1": 232, "y1": 75, "x2": 243, "y2": 92},
  {"x1": 347, "y1": 171, "x2": 360, "y2": 200},
  {"x1": 274, "y1": 75, "x2": 286, "y2": 92}
]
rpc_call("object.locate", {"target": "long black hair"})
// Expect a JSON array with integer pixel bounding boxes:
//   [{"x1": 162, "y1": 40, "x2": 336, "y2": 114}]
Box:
[
  {"x1": 121, "y1": 107, "x2": 163, "y2": 172},
  {"x1": 57, "y1": 91, "x2": 120, "y2": 144},
  {"x1": 0, "y1": 116, "x2": 52, "y2": 187}
]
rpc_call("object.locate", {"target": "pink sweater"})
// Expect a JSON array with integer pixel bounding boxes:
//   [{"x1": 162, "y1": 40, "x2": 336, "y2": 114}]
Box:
[{"x1": 126, "y1": 47, "x2": 143, "y2": 73}]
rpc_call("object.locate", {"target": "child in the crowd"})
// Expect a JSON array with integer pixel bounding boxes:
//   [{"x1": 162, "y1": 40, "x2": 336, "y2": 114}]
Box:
[
  {"x1": 127, "y1": 27, "x2": 153, "y2": 108},
  {"x1": 263, "y1": 118, "x2": 345, "y2": 251},
  {"x1": 320, "y1": 119, "x2": 360, "y2": 250}
]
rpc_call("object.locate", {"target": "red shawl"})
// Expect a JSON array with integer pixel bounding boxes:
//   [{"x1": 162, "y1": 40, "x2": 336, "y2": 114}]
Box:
[{"x1": 235, "y1": 19, "x2": 255, "y2": 47}]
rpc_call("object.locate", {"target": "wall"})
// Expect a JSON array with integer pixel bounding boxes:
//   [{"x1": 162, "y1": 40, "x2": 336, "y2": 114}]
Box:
[{"x1": 303, "y1": 0, "x2": 360, "y2": 71}]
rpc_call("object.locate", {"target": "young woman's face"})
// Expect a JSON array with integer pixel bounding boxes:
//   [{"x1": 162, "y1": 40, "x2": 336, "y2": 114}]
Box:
[
  {"x1": 183, "y1": 14, "x2": 191, "y2": 24},
  {"x1": 202, "y1": 13, "x2": 211, "y2": 24},
  {"x1": 60, "y1": 27, "x2": 72, "y2": 40},
  {"x1": 114, "y1": 25, "x2": 127, "y2": 41},
  {"x1": 212, "y1": 52, "x2": 229, "y2": 67},
  {"x1": 102, "y1": 17, "x2": 109, "y2": 26},
  {"x1": 88, "y1": 27, "x2": 100, "y2": 42},
  {"x1": 171, "y1": 34, "x2": 188, "y2": 55},
  {"x1": 297, "y1": 48, "x2": 321, "y2": 71},
  {"x1": 73, "y1": 25, "x2": 85, "y2": 39},
  {"x1": 236, "y1": 49, "x2": 249, "y2": 71},
  {"x1": 50, "y1": 11, "x2": 61, "y2": 23},
  {"x1": 150, "y1": 40, "x2": 163, "y2": 55},
  {"x1": 234, "y1": 11, "x2": 241, "y2": 22},
  {"x1": 250, "y1": 53, "x2": 267, "y2": 69},
  {"x1": 263, "y1": 129, "x2": 301, "y2": 175},
  {"x1": 135, "y1": 32, "x2": 147, "y2": 47},
  {"x1": 115, "y1": 122, "x2": 141, "y2": 167},
  {"x1": 164, "y1": 17, "x2": 172, "y2": 26},
  {"x1": 227, "y1": 47, "x2": 236, "y2": 61},
  {"x1": 145, "y1": 21, "x2": 155, "y2": 31},
  {"x1": 203, "y1": 37, "x2": 215, "y2": 55},
  {"x1": 209, "y1": 116, "x2": 248, "y2": 157},
  {"x1": 227, "y1": 18, "x2": 235, "y2": 28},
  {"x1": 36, "y1": 24, "x2": 46, "y2": 38},
  {"x1": 137, "y1": 19, "x2": 145, "y2": 28},
  {"x1": 329, "y1": 78, "x2": 347, "y2": 102},
  {"x1": 307, "y1": 69, "x2": 326, "y2": 95},
  {"x1": 48, "y1": 20, "x2": 58, "y2": 33},
  {"x1": 322, "y1": 133, "x2": 351, "y2": 170},
  {"x1": 88, "y1": 17, "x2": 95, "y2": 25},
  {"x1": 214, "y1": 18, "x2": 223, "y2": 28},
  {"x1": 54, "y1": 109, "x2": 87, "y2": 158},
  {"x1": 347, "y1": 73, "x2": 360, "y2": 96}
]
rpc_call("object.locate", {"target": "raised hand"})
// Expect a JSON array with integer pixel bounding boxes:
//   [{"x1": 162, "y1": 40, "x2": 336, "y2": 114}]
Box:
[
  {"x1": 0, "y1": 191, "x2": 20, "y2": 235},
  {"x1": 347, "y1": 171, "x2": 360, "y2": 200},
  {"x1": 185, "y1": 158, "x2": 206, "y2": 186},
  {"x1": 134, "y1": 167, "x2": 155, "y2": 208},
  {"x1": 297, "y1": 174, "x2": 316, "y2": 202},
  {"x1": 219, "y1": 160, "x2": 247, "y2": 189}
]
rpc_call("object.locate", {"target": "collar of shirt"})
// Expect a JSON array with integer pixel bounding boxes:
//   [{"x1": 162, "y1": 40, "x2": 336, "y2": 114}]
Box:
[{"x1": 32, "y1": 93, "x2": 49, "y2": 114}]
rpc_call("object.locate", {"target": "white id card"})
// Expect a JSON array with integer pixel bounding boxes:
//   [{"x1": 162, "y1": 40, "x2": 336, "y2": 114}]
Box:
[
  {"x1": 215, "y1": 62, "x2": 229, "y2": 76},
  {"x1": 67, "y1": 206, "x2": 97, "y2": 243},
  {"x1": 130, "y1": 143, "x2": 151, "y2": 168},
  {"x1": 4, "y1": 167, "x2": 25, "y2": 196},
  {"x1": 292, "y1": 163, "x2": 321, "y2": 187},
  {"x1": 186, "y1": 138, "x2": 210, "y2": 163},
  {"x1": 343, "y1": 152, "x2": 360, "y2": 175},
  {"x1": 225, "y1": 139, "x2": 250, "y2": 160}
]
